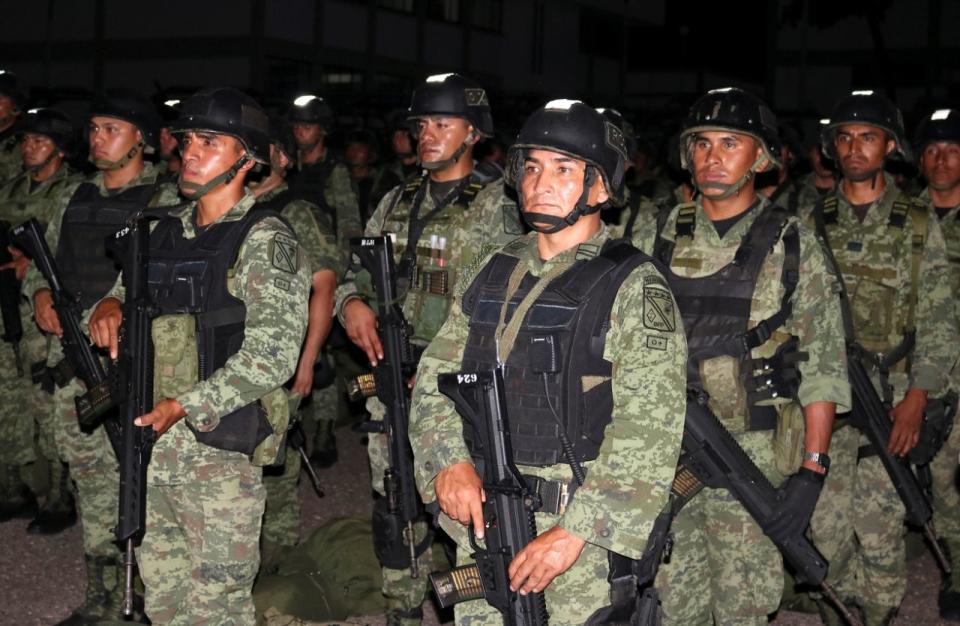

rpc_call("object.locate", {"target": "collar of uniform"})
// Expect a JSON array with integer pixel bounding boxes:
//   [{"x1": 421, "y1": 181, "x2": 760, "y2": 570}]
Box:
[
  {"x1": 520, "y1": 221, "x2": 612, "y2": 276},
  {"x1": 694, "y1": 194, "x2": 770, "y2": 245},
  {"x1": 173, "y1": 191, "x2": 259, "y2": 239},
  {"x1": 251, "y1": 181, "x2": 289, "y2": 203},
  {"x1": 835, "y1": 172, "x2": 898, "y2": 227},
  {"x1": 918, "y1": 186, "x2": 960, "y2": 218},
  {"x1": 90, "y1": 160, "x2": 161, "y2": 196},
  {"x1": 25, "y1": 162, "x2": 72, "y2": 194}
]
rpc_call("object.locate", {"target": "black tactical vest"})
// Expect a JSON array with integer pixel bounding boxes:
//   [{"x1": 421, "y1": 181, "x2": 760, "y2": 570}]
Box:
[
  {"x1": 653, "y1": 203, "x2": 801, "y2": 431},
  {"x1": 56, "y1": 181, "x2": 157, "y2": 310},
  {"x1": 460, "y1": 240, "x2": 653, "y2": 467},
  {"x1": 146, "y1": 207, "x2": 290, "y2": 454},
  {"x1": 288, "y1": 158, "x2": 338, "y2": 231}
]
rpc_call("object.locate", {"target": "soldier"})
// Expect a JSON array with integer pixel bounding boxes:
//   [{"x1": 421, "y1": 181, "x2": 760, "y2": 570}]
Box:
[
  {"x1": 344, "y1": 129, "x2": 402, "y2": 225},
  {"x1": 157, "y1": 99, "x2": 182, "y2": 182},
  {"x1": 286, "y1": 94, "x2": 362, "y2": 247},
  {"x1": 633, "y1": 87, "x2": 849, "y2": 625},
  {"x1": 408, "y1": 99, "x2": 687, "y2": 624},
  {"x1": 23, "y1": 91, "x2": 179, "y2": 624},
  {"x1": 913, "y1": 107, "x2": 960, "y2": 620},
  {"x1": 805, "y1": 91, "x2": 957, "y2": 625},
  {"x1": 0, "y1": 70, "x2": 25, "y2": 184},
  {"x1": 336, "y1": 72, "x2": 521, "y2": 626},
  {"x1": 384, "y1": 109, "x2": 420, "y2": 183},
  {"x1": 0, "y1": 108, "x2": 78, "y2": 535},
  {"x1": 87, "y1": 86, "x2": 310, "y2": 625},
  {"x1": 250, "y1": 116, "x2": 342, "y2": 573}
]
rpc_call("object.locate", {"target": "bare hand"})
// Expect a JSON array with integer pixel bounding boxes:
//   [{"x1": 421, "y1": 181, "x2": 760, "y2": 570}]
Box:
[
  {"x1": 343, "y1": 298, "x2": 383, "y2": 366},
  {"x1": 0, "y1": 246, "x2": 30, "y2": 280},
  {"x1": 134, "y1": 398, "x2": 187, "y2": 437},
  {"x1": 290, "y1": 354, "x2": 315, "y2": 397},
  {"x1": 88, "y1": 298, "x2": 123, "y2": 359},
  {"x1": 888, "y1": 388, "x2": 926, "y2": 457},
  {"x1": 508, "y1": 526, "x2": 586, "y2": 594},
  {"x1": 33, "y1": 289, "x2": 63, "y2": 336},
  {"x1": 435, "y1": 462, "x2": 486, "y2": 538}
]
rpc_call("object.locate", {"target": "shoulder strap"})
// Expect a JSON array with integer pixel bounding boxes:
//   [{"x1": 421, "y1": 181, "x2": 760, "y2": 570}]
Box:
[
  {"x1": 904, "y1": 198, "x2": 929, "y2": 329},
  {"x1": 674, "y1": 202, "x2": 697, "y2": 239},
  {"x1": 621, "y1": 192, "x2": 645, "y2": 240}
]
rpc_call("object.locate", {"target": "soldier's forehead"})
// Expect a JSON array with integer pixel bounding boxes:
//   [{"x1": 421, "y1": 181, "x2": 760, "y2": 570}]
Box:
[{"x1": 835, "y1": 123, "x2": 884, "y2": 134}]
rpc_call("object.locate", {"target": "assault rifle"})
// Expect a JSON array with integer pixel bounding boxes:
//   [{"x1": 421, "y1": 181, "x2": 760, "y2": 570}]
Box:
[
  {"x1": 678, "y1": 391, "x2": 860, "y2": 625},
  {"x1": 12, "y1": 218, "x2": 115, "y2": 426},
  {"x1": 811, "y1": 210, "x2": 952, "y2": 574},
  {"x1": 431, "y1": 368, "x2": 549, "y2": 626},
  {"x1": 0, "y1": 221, "x2": 24, "y2": 375},
  {"x1": 106, "y1": 214, "x2": 157, "y2": 617},
  {"x1": 349, "y1": 235, "x2": 424, "y2": 578}
]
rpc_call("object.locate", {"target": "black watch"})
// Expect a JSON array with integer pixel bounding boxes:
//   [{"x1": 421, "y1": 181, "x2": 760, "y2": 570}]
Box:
[{"x1": 804, "y1": 451, "x2": 830, "y2": 474}]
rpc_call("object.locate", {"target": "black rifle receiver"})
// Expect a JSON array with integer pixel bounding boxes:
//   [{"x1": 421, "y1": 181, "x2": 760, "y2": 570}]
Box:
[
  {"x1": 349, "y1": 235, "x2": 424, "y2": 578},
  {"x1": 0, "y1": 221, "x2": 24, "y2": 375},
  {"x1": 432, "y1": 368, "x2": 549, "y2": 626},
  {"x1": 11, "y1": 218, "x2": 115, "y2": 426}
]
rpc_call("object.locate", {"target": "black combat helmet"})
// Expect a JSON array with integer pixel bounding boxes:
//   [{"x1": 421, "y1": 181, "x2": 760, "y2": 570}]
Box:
[
  {"x1": 597, "y1": 107, "x2": 638, "y2": 158},
  {"x1": 19, "y1": 108, "x2": 75, "y2": 154},
  {"x1": 821, "y1": 90, "x2": 909, "y2": 160},
  {"x1": 505, "y1": 99, "x2": 627, "y2": 233},
  {"x1": 680, "y1": 87, "x2": 783, "y2": 170},
  {"x1": 88, "y1": 90, "x2": 161, "y2": 153},
  {"x1": 407, "y1": 73, "x2": 494, "y2": 137},
  {"x1": 0, "y1": 70, "x2": 27, "y2": 111},
  {"x1": 914, "y1": 108, "x2": 960, "y2": 152},
  {"x1": 288, "y1": 94, "x2": 334, "y2": 127},
  {"x1": 171, "y1": 86, "x2": 271, "y2": 164}
]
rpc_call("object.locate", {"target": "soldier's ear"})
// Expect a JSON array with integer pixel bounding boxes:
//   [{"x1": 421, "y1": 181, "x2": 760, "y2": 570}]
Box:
[
  {"x1": 591, "y1": 173, "x2": 610, "y2": 204},
  {"x1": 465, "y1": 123, "x2": 479, "y2": 146},
  {"x1": 885, "y1": 137, "x2": 896, "y2": 156}
]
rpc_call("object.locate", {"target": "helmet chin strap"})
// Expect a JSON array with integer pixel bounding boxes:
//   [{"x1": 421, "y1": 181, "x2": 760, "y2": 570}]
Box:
[
  {"x1": 843, "y1": 165, "x2": 884, "y2": 187},
  {"x1": 91, "y1": 140, "x2": 143, "y2": 171},
  {"x1": 25, "y1": 150, "x2": 58, "y2": 174},
  {"x1": 419, "y1": 131, "x2": 475, "y2": 172},
  {"x1": 522, "y1": 166, "x2": 606, "y2": 234},
  {"x1": 695, "y1": 154, "x2": 766, "y2": 200},
  {"x1": 179, "y1": 153, "x2": 250, "y2": 201}
]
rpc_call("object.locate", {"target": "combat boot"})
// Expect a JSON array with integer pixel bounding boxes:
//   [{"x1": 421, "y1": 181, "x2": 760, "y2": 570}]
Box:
[
  {"x1": 0, "y1": 485, "x2": 38, "y2": 522},
  {"x1": 386, "y1": 606, "x2": 423, "y2": 626},
  {"x1": 28, "y1": 462, "x2": 77, "y2": 534},
  {"x1": 310, "y1": 419, "x2": 338, "y2": 468},
  {"x1": 55, "y1": 554, "x2": 114, "y2": 625},
  {"x1": 939, "y1": 539, "x2": 960, "y2": 620}
]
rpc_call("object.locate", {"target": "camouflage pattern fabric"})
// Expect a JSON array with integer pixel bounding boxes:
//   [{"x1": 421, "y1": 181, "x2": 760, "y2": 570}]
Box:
[
  {"x1": 410, "y1": 224, "x2": 688, "y2": 622},
  {"x1": 633, "y1": 197, "x2": 850, "y2": 624},
  {"x1": 292, "y1": 157, "x2": 363, "y2": 252},
  {"x1": 607, "y1": 187, "x2": 665, "y2": 240},
  {"x1": 801, "y1": 176, "x2": 958, "y2": 615},
  {"x1": 0, "y1": 132, "x2": 22, "y2": 185},
  {"x1": 335, "y1": 173, "x2": 521, "y2": 622}
]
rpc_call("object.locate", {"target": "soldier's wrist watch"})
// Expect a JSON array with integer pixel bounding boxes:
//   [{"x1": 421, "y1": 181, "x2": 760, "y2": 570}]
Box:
[{"x1": 803, "y1": 451, "x2": 831, "y2": 474}]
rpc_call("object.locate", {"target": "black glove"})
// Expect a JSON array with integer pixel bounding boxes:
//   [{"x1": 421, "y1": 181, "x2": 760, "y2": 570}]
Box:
[{"x1": 763, "y1": 467, "x2": 825, "y2": 544}]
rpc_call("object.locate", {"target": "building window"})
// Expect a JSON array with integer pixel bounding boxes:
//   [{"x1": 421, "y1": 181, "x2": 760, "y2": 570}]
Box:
[
  {"x1": 427, "y1": 0, "x2": 459, "y2": 22},
  {"x1": 378, "y1": 0, "x2": 415, "y2": 13},
  {"x1": 471, "y1": 0, "x2": 502, "y2": 32}
]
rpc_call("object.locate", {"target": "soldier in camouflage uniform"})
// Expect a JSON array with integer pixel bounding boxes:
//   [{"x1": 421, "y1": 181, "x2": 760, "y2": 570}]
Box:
[
  {"x1": 913, "y1": 107, "x2": 960, "y2": 620},
  {"x1": 0, "y1": 108, "x2": 78, "y2": 534},
  {"x1": 409, "y1": 99, "x2": 687, "y2": 625},
  {"x1": 88, "y1": 86, "x2": 310, "y2": 625},
  {"x1": 24, "y1": 92, "x2": 180, "y2": 625},
  {"x1": 633, "y1": 88, "x2": 849, "y2": 626},
  {"x1": 344, "y1": 129, "x2": 403, "y2": 225},
  {"x1": 0, "y1": 71, "x2": 25, "y2": 184},
  {"x1": 336, "y1": 73, "x2": 521, "y2": 626},
  {"x1": 802, "y1": 91, "x2": 957, "y2": 625},
  {"x1": 251, "y1": 116, "x2": 343, "y2": 573}
]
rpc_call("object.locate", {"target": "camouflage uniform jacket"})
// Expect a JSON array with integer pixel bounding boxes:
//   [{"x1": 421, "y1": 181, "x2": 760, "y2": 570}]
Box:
[
  {"x1": 255, "y1": 182, "x2": 345, "y2": 277},
  {"x1": 293, "y1": 154, "x2": 363, "y2": 249},
  {"x1": 104, "y1": 192, "x2": 311, "y2": 484},
  {"x1": 335, "y1": 171, "x2": 522, "y2": 347},
  {"x1": 634, "y1": 196, "x2": 851, "y2": 433},
  {"x1": 22, "y1": 161, "x2": 181, "y2": 364},
  {"x1": 804, "y1": 175, "x2": 956, "y2": 398},
  {"x1": 410, "y1": 224, "x2": 687, "y2": 559},
  {"x1": 0, "y1": 128, "x2": 22, "y2": 185}
]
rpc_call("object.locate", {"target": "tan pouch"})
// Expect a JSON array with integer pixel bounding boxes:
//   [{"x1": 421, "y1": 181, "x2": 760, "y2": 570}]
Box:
[
  {"x1": 251, "y1": 386, "x2": 292, "y2": 467},
  {"x1": 773, "y1": 401, "x2": 805, "y2": 476}
]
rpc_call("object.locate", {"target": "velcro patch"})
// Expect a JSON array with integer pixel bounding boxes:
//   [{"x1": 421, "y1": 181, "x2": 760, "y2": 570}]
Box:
[
  {"x1": 575, "y1": 243, "x2": 600, "y2": 261},
  {"x1": 274, "y1": 277, "x2": 291, "y2": 292},
  {"x1": 646, "y1": 335, "x2": 668, "y2": 351},
  {"x1": 643, "y1": 285, "x2": 676, "y2": 332},
  {"x1": 272, "y1": 233, "x2": 299, "y2": 274}
]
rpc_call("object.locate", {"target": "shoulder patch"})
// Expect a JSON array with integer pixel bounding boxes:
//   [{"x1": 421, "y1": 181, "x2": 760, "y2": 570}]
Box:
[
  {"x1": 643, "y1": 284, "x2": 677, "y2": 332},
  {"x1": 575, "y1": 243, "x2": 601, "y2": 261},
  {"x1": 642, "y1": 274, "x2": 668, "y2": 288},
  {"x1": 271, "y1": 232, "x2": 300, "y2": 274}
]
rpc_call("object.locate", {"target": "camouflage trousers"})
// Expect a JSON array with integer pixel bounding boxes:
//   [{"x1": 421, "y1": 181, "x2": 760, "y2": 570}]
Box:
[
  {"x1": 140, "y1": 465, "x2": 265, "y2": 626},
  {"x1": 809, "y1": 425, "x2": 906, "y2": 612},
  {"x1": 0, "y1": 322, "x2": 48, "y2": 467},
  {"x1": 368, "y1": 397, "x2": 431, "y2": 623},
  {"x1": 929, "y1": 411, "x2": 960, "y2": 585},
  {"x1": 437, "y1": 506, "x2": 614, "y2": 625},
  {"x1": 656, "y1": 430, "x2": 785, "y2": 626},
  {"x1": 53, "y1": 377, "x2": 119, "y2": 558},
  {"x1": 262, "y1": 447, "x2": 302, "y2": 548}
]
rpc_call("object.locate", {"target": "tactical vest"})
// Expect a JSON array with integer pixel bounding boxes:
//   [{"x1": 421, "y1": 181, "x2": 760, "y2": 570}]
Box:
[
  {"x1": 653, "y1": 203, "x2": 802, "y2": 431},
  {"x1": 459, "y1": 240, "x2": 653, "y2": 467},
  {"x1": 55, "y1": 181, "x2": 157, "y2": 310},
  {"x1": 288, "y1": 157, "x2": 338, "y2": 231},
  {"x1": 256, "y1": 187, "x2": 296, "y2": 216},
  {"x1": 146, "y1": 208, "x2": 289, "y2": 456},
  {"x1": 816, "y1": 192, "x2": 928, "y2": 365}
]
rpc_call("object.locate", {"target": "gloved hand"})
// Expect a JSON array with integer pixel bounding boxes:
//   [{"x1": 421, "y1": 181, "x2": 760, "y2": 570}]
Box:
[{"x1": 763, "y1": 467, "x2": 825, "y2": 544}]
